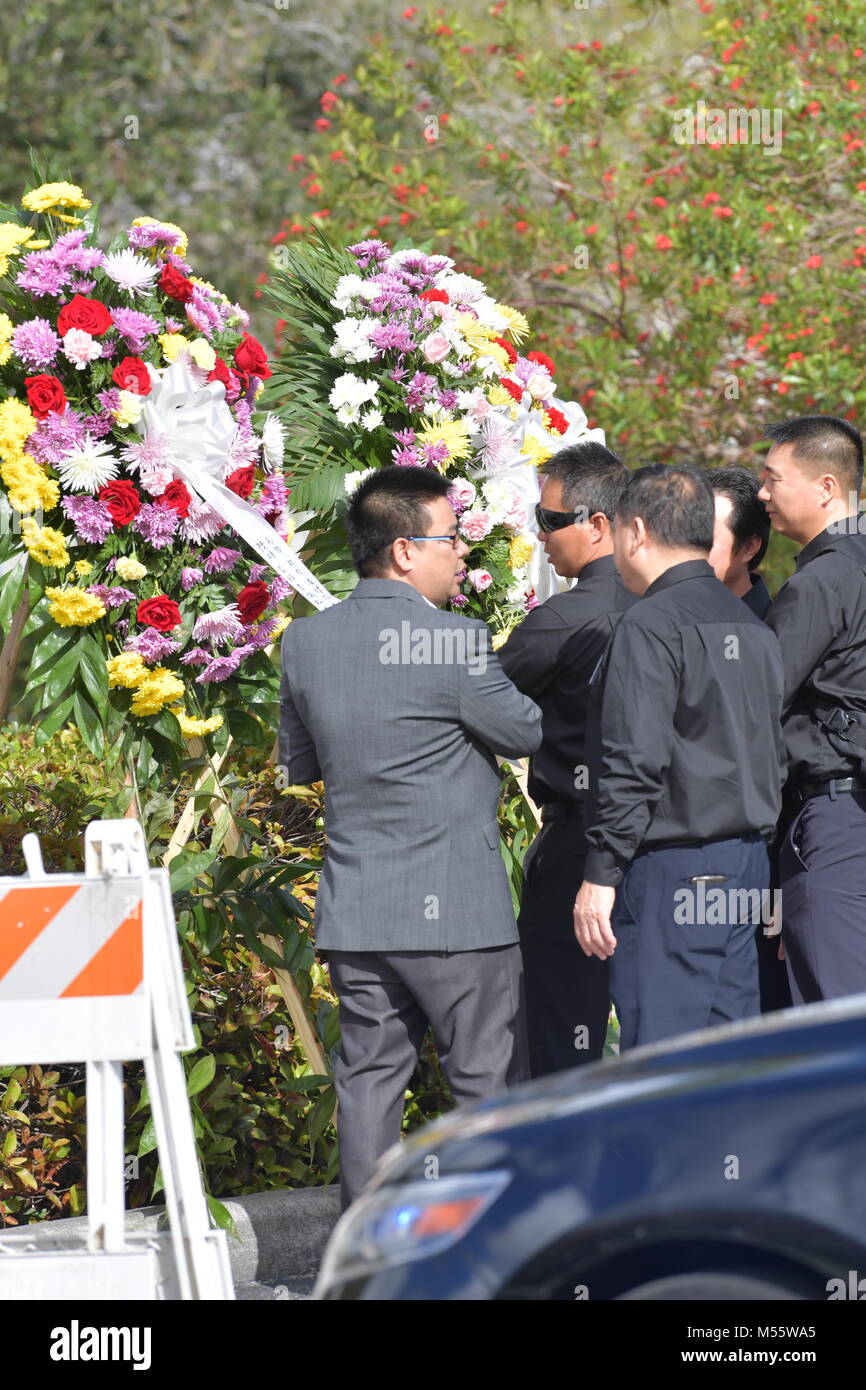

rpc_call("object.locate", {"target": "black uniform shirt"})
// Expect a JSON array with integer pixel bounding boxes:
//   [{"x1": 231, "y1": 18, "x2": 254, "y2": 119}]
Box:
[
  {"x1": 584, "y1": 559, "x2": 784, "y2": 887},
  {"x1": 765, "y1": 517, "x2": 866, "y2": 789},
  {"x1": 742, "y1": 573, "x2": 771, "y2": 619},
  {"x1": 498, "y1": 554, "x2": 636, "y2": 807}
]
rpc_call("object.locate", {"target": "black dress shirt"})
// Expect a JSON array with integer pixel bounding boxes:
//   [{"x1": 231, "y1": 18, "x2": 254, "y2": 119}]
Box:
[
  {"x1": 584, "y1": 559, "x2": 785, "y2": 886},
  {"x1": 742, "y1": 573, "x2": 771, "y2": 619},
  {"x1": 498, "y1": 554, "x2": 636, "y2": 809},
  {"x1": 765, "y1": 517, "x2": 866, "y2": 789}
]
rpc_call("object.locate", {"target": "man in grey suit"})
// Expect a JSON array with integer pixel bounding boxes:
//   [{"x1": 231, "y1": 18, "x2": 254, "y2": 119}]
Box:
[{"x1": 279, "y1": 466, "x2": 542, "y2": 1208}]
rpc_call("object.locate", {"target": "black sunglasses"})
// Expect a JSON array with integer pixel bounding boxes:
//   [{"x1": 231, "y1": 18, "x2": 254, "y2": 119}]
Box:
[{"x1": 535, "y1": 503, "x2": 579, "y2": 533}]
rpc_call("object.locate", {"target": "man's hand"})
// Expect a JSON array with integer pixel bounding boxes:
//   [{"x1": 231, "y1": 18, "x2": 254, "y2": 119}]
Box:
[{"x1": 574, "y1": 880, "x2": 617, "y2": 960}]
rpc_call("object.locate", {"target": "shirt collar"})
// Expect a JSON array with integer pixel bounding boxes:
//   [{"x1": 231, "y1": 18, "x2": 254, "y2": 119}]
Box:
[
  {"x1": 644, "y1": 558, "x2": 715, "y2": 598},
  {"x1": 576, "y1": 553, "x2": 618, "y2": 583},
  {"x1": 796, "y1": 516, "x2": 862, "y2": 569},
  {"x1": 349, "y1": 577, "x2": 438, "y2": 607}
]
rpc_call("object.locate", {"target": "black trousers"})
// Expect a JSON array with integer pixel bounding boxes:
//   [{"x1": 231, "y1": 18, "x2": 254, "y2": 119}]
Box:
[
  {"x1": 518, "y1": 814, "x2": 609, "y2": 1077},
  {"x1": 780, "y1": 789, "x2": 866, "y2": 1003}
]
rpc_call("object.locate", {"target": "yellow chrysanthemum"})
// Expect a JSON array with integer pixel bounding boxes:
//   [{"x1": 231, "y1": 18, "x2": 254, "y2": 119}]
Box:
[
  {"x1": 0, "y1": 223, "x2": 35, "y2": 257},
  {"x1": 115, "y1": 556, "x2": 147, "y2": 581},
  {"x1": 520, "y1": 435, "x2": 554, "y2": 469},
  {"x1": 509, "y1": 536, "x2": 535, "y2": 572},
  {"x1": 282, "y1": 516, "x2": 296, "y2": 546},
  {"x1": 0, "y1": 257, "x2": 8, "y2": 280},
  {"x1": 130, "y1": 666, "x2": 185, "y2": 717},
  {"x1": 188, "y1": 337, "x2": 215, "y2": 371},
  {"x1": 491, "y1": 630, "x2": 509, "y2": 651},
  {"x1": 0, "y1": 399, "x2": 37, "y2": 455},
  {"x1": 3, "y1": 454, "x2": 61, "y2": 513},
  {"x1": 415, "y1": 417, "x2": 473, "y2": 467},
  {"x1": 5, "y1": 477, "x2": 42, "y2": 514},
  {"x1": 270, "y1": 615, "x2": 292, "y2": 640},
  {"x1": 170, "y1": 706, "x2": 224, "y2": 737},
  {"x1": 107, "y1": 653, "x2": 148, "y2": 689},
  {"x1": 486, "y1": 384, "x2": 514, "y2": 408},
  {"x1": 131, "y1": 216, "x2": 188, "y2": 258},
  {"x1": 26, "y1": 239, "x2": 50, "y2": 250},
  {"x1": 495, "y1": 303, "x2": 530, "y2": 345},
  {"x1": 74, "y1": 560, "x2": 93, "y2": 577},
  {"x1": 159, "y1": 333, "x2": 189, "y2": 363},
  {"x1": 20, "y1": 520, "x2": 69, "y2": 567},
  {"x1": 55, "y1": 214, "x2": 84, "y2": 226},
  {"x1": 21, "y1": 182, "x2": 92, "y2": 214},
  {"x1": 45, "y1": 586, "x2": 105, "y2": 626}
]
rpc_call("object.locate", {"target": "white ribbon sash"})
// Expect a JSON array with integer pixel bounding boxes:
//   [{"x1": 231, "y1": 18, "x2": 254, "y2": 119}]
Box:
[{"x1": 137, "y1": 357, "x2": 338, "y2": 611}]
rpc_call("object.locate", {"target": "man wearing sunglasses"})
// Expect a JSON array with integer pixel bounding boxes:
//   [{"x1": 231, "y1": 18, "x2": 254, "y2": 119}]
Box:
[
  {"x1": 279, "y1": 466, "x2": 542, "y2": 1209},
  {"x1": 498, "y1": 442, "x2": 635, "y2": 1076}
]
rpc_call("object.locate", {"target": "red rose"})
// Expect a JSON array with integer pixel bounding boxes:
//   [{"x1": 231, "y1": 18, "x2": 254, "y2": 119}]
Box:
[
  {"x1": 158, "y1": 263, "x2": 195, "y2": 303},
  {"x1": 112, "y1": 356, "x2": 152, "y2": 396},
  {"x1": 137, "y1": 596, "x2": 182, "y2": 631},
  {"x1": 233, "y1": 332, "x2": 271, "y2": 382},
  {"x1": 56, "y1": 294, "x2": 112, "y2": 338},
  {"x1": 24, "y1": 374, "x2": 67, "y2": 419},
  {"x1": 225, "y1": 465, "x2": 256, "y2": 499},
  {"x1": 207, "y1": 356, "x2": 232, "y2": 389},
  {"x1": 157, "y1": 480, "x2": 192, "y2": 519},
  {"x1": 236, "y1": 581, "x2": 271, "y2": 625},
  {"x1": 98, "y1": 480, "x2": 141, "y2": 526}
]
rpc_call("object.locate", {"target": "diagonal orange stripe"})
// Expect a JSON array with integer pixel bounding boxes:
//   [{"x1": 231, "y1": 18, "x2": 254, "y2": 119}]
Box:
[
  {"x1": 0, "y1": 886, "x2": 81, "y2": 981},
  {"x1": 60, "y1": 904, "x2": 143, "y2": 998}
]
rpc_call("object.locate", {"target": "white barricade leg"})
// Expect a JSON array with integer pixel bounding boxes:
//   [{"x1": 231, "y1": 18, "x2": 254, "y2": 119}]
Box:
[{"x1": 86, "y1": 1059, "x2": 126, "y2": 1253}]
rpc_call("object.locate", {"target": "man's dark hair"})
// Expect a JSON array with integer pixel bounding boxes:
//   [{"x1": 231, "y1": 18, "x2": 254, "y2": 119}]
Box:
[
  {"x1": 616, "y1": 464, "x2": 714, "y2": 550},
  {"x1": 346, "y1": 465, "x2": 452, "y2": 577},
  {"x1": 706, "y1": 466, "x2": 770, "y2": 570},
  {"x1": 543, "y1": 441, "x2": 629, "y2": 521},
  {"x1": 765, "y1": 414, "x2": 864, "y2": 496}
]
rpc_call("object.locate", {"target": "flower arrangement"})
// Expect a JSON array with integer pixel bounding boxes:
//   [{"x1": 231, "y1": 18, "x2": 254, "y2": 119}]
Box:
[
  {"x1": 266, "y1": 232, "x2": 604, "y2": 639},
  {"x1": 0, "y1": 181, "x2": 302, "y2": 762}
]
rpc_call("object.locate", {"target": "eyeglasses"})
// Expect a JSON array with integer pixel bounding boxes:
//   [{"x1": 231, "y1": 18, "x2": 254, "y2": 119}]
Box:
[
  {"x1": 534, "y1": 503, "x2": 579, "y2": 533},
  {"x1": 406, "y1": 534, "x2": 460, "y2": 548}
]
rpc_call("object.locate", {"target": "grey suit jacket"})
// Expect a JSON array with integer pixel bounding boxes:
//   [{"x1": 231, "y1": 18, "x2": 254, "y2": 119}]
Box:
[{"x1": 279, "y1": 578, "x2": 543, "y2": 951}]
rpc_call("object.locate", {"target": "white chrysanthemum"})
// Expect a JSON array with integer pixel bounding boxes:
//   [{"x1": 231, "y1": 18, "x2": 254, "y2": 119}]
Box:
[
  {"x1": 470, "y1": 294, "x2": 511, "y2": 333},
  {"x1": 482, "y1": 477, "x2": 522, "y2": 524},
  {"x1": 102, "y1": 249, "x2": 159, "y2": 297},
  {"x1": 329, "y1": 316, "x2": 377, "y2": 364},
  {"x1": 360, "y1": 408, "x2": 383, "y2": 431},
  {"x1": 479, "y1": 415, "x2": 522, "y2": 475},
  {"x1": 330, "y1": 274, "x2": 378, "y2": 312},
  {"x1": 261, "y1": 414, "x2": 285, "y2": 472},
  {"x1": 56, "y1": 436, "x2": 120, "y2": 492},
  {"x1": 329, "y1": 373, "x2": 378, "y2": 423},
  {"x1": 434, "y1": 271, "x2": 487, "y2": 304},
  {"x1": 343, "y1": 467, "x2": 376, "y2": 497}
]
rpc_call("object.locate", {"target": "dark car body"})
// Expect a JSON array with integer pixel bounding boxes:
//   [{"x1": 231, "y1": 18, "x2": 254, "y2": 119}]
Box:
[{"x1": 315, "y1": 997, "x2": 866, "y2": 1300}]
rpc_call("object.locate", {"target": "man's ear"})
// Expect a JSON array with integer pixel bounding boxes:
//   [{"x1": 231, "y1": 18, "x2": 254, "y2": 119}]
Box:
[
  {"x1": 738, "y1": 533, "x2": 763, "y2": 568},
  {"x1": 632, "y1": 515, "x2": 647, "y2": 552}
]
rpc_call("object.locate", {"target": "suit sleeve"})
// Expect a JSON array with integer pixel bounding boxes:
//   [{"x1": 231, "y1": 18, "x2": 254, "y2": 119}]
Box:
[
  {"x1": 583, "y1": 620, "x2": 680, "y2": 886},
  {"x1": 498, "y1": 603, "x2": 571, "y2": 699},
  {"x1": 765, "y1": 569, "x2": 841, "y2": 715},
  {"x1": 278, "y1": 623, "x2": 322, "y2": 784},
  {"x1": 458, "y1": 623, "x2": 543, "y2": 758}
]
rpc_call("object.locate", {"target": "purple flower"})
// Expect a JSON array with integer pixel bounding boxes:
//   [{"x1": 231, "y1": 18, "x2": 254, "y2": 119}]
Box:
[
  {"x1": 348, "y1": 238, "x2": 390, "y2": 268},
  {"x1": 116, "y1": 619, "x2": 129, "y2": 637},
  {"x1": 124, "y1": 630, "x2": 180, "y2": 663},
  {"x1": 404, "y1": 371, "x2": 436, "y2": 411},
  {"x1": 271, "y1": 576, "x2": 293, "y2": 603},
  {"x1": 196, "y1": 652, "x2": 243, "y2": 684},
  {"x1": 68, "y1": 277, "x2": 97, "y2": 295},
  {"x1": 29, "y1": 407, "x2": 86, "y2": 465},
  {"x1": 111, "y1": 308, "x2": 160, "y2": 353},
  {"x1": 180, "y1": 566, "x2": 203, "y2": 591},
  {"x1": 389, "y1": 365, "x2": 409, "y2": 382},
  {"x1": 180, "y1": 646, "x2": 212, "y2": 666},
  {"x1": 165, "y1": 251, "x2": 193, "y2": 275},
  {"x1": 450, "y1": 594, "x2": 468, "y2": 609},
  {"x1": 11, "y1": 318, "x2": 62, "y2": 369},
  {"x1": 99, "y1": 338, "x2": 118, "y2": 359},
  {"x1": 228, "y1": 303, "x2": 250, "y2": 331},
  {"x1": 16, "y1": 256, "x2": 69, "y2": 298},
  {"x1": 419, "y1": 441, "x2": 450, "y2": 467},
  {"x1": 248, "y1": 564, "x2": 268, "y2": 584},
  {"x1": 61, "y1": 495, "x2": 114, "y2": 543},
  {"x1": 86, "y1": 584, "x2": 136, "y2": 609},
  {"x1": 82, "y1": 412, "x2": 114, "y2": 438},
  {"x1": 97, "y1": 388, "x2": 121, "y2": 413},
  {"x1": 192, "y1": 605, "x2": 244, "y2": 644},
  {"x1": 368, "y1": 321, "x2": 416, "y2": 353},
  {"x1": 164, "y1": 316, "x2": 183, "y2": 333},
  {"x1": 132, "y1": 502, "x2": 178, "y2": 548},
  {"x1": 122, "y1": 433, "x2": 171, "y2": 474},
  {"x1": 248, "y1": 616, "x2": 279, "y2": 648},
  {"x1": 256, "y1": 475, "x2": 288, "y2": 517},
  {"x1": 392, "y1": 428, "x2": 416, "y2": 446},
  {"x1": 181, "y1": 500, "x2": 224, "y2": 545},
  {"x1": 203, "y1": 546, "x2": 242, "y2": 575},
  {"x1": 437, "y1": 389, "x2": 458, "y2": 410},
  {"x1": 392, "y1": 446, "x2": 420, "y2": 467},
  {"x1": 127, "y1": 223, "x2": 183, "y2": 252},
  {"x1": 185, "y1": 287, "x2": 224, "y2": 337}
]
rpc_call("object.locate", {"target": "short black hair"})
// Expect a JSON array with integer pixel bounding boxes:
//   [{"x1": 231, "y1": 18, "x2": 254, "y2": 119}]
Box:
[
  {"x1": 346, "y1": 465, "x2": 452, "y2": 577},
  {"x1": 706, "y1": 466, "x2": 770, "y2": 570},
  {"x1": 765, "y1": 415, "x2": 864, "y2": 496},
  {"x1": 616, "y1": 464, "x2": 714, "y2": 550},
  {"x1": 542, "y1": 441, "x2": 629, "y2": 521}
]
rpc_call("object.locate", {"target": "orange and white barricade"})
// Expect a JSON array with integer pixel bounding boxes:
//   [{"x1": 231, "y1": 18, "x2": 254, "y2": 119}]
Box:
[{"x1": 0, "y1": 820, "x2": 234, "y2": 1300}]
